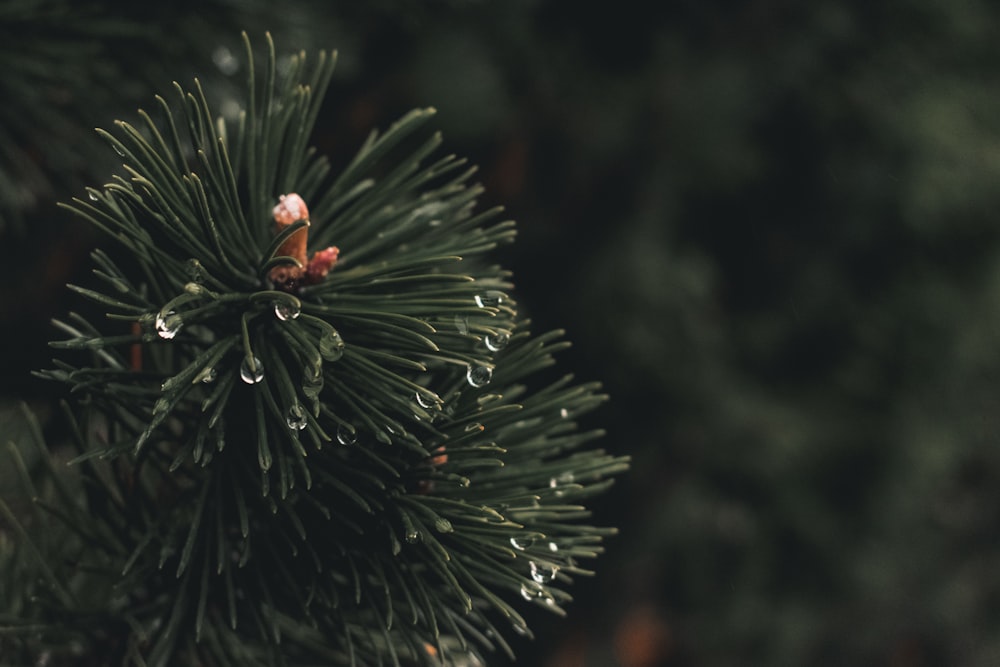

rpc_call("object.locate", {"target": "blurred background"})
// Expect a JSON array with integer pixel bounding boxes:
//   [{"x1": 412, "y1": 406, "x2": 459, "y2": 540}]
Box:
[{"x1": 5, "y1": 0, "x2": 1000, "y2": 665}]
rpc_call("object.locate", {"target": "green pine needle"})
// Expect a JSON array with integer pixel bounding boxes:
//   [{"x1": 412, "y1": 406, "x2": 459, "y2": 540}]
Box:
[{"x1": 4, "y1": 33, "x2": 631, "y2": 666}]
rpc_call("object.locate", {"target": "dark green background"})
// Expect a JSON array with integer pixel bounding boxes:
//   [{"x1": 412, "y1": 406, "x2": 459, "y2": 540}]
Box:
[{"x1": 5, "y1": 1, "x2": 1000, "y2": 665}]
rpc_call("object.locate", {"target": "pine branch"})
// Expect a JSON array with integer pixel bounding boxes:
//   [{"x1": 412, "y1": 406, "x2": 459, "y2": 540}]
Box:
[{"x1": 7, "y1": 33, "x2": 629, "y2": 666}]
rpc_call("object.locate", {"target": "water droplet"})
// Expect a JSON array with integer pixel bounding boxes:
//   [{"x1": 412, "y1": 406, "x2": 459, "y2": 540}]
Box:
[
  {"x1": 405, "y1": 529, "x2": 420, "y2": 544},
  {"x1": 485, "y1": 332, "x2": 510, "y2": 352},
  {"x1": 550, "y1": 472, "x2": 574, "y2": 488},
  {"x1": 87, "y1": 191, "x2": 99, "y2": 202},
  {"x1": 112, "y1": 144, "x2": 125, "y2": 157},
  {"x1": 286, "y1": 404, "x2": 307, "y2": 431},
  {"x1": 155, "y1": 311, "x2": 182, "y2": 339},
  {"x1": 336, "y1": 424, "x2": 357, "y2": 446},
  {"x1": 199, "y1": 367, "x2": 217, "y2": 383},
  {"x1": 435, "y1": 517, "x2": 454, "y2": 533},
  {"x1": 549, "y1": 471, "x2": 574, "y2": 497},
  {"x1": 530, "y1": 561, "x2": 558, "y2": 583},
  {"x1": 510, "y1": 536, "x2": 535, "y2": 551},
  {"x1": 415, "y1": 391, "x2": 438, "y2": 410},
  {"x1": 306, "y1": 364, "x2": 322, "y2": 382},
  {"x1": 459, "y1": 477, "x2": 471, "y2": 488},
  {"x1": 520, "y1": 581, "x2": 545, "y2": 601},
  {"x1": 274, "y1": 301, "x2": 300, "y2": 321},
  {"x1": 474, "y1": 290, "x2": 505, "y2": 308},
  {"x1": 303, "y1": 365, "x2": 323, "y2": 397},
  {"x1": 548, "y1": 541, "x2": 559, "y2": 553},
  {"x1": 319, "y1": 329, "x2": 344, "y2": 361},
  {"x1": 240, "y1": 356, "x2": 264, "y2": 384},
  {"x1": 466, "y1": 364, "x2": 492, "y2": 388}
]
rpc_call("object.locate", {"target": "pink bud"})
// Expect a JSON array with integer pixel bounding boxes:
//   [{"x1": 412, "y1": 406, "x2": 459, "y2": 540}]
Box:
[
  {"x1": 305, "y1": 246, "x2": 340, "y2": 283},
  {"x1": 272, "y1": 193, "x2": 310, "y2": 226}
]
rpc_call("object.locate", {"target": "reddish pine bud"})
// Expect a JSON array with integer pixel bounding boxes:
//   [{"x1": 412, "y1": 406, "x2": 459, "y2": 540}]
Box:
[
  {"x1": 269, "y1": 193, "x2": 311, "y2": 288},
  {"x1": 305, "y1": 246, "x2": 339, "y2": 284},
  {"x1": 272, "y1": 193, "x2": 309, "y2": 226},
  {"x1": 272, "y1": 193, "x2": 310, "y2": 267}
]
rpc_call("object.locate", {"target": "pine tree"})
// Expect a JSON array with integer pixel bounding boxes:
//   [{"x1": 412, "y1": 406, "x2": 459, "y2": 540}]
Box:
[{"x1": 0, "y1": 33, "x2": 628, "y2": 666}]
